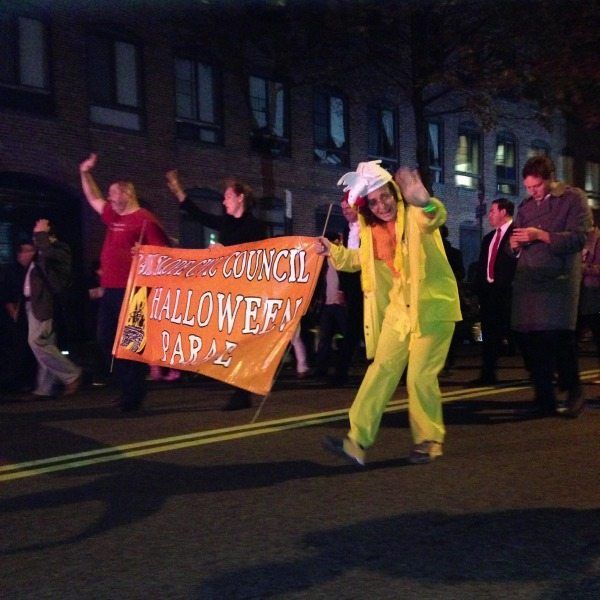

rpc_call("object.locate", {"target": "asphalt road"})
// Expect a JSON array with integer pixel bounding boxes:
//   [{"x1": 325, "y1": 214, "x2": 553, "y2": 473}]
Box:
[{"x1": 1, "y1": 348, "x2": 599, "y2": 599}]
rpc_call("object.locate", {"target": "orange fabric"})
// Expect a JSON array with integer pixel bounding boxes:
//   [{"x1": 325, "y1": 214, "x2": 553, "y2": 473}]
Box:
[
  {"x1": 114, "y1": 237, "x2": 323, "y2": 395},
  {"x1": 371, "y1": 221, "x2": 400, "y2": 277}
]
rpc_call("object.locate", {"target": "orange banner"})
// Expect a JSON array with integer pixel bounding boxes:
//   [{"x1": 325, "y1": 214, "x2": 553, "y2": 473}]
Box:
[{"x1": 113, "y1": 236, "x2": 323, "y2": 395}]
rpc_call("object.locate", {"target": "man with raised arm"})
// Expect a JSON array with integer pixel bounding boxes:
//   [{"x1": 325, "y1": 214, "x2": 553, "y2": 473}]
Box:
[{"x1": 80, "y1": 153, "x2": 170, "y2": 412}]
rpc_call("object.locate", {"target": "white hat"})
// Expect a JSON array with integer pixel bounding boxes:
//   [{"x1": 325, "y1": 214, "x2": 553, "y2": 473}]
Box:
[{"x1": 337, "y1": 160, "x2": 392, "y2": 206}]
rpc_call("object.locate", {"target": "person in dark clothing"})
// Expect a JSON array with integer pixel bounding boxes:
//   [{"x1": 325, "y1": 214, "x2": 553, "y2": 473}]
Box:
[
  {"x1": 439, "y1": 225, "x2": 464, "y2": 370},
  {"x1": 440, "y1": 225, "x2": 465, "y2": 283},
  {"x1": 166, "y1": 169, "x2": 266, "y2": 410},
  {"x1": 1, "y1": 242, "x2": 37, "y2": 392},
  {"x1": 472, "y1": 198, "x2": 517, "y2": 384}
]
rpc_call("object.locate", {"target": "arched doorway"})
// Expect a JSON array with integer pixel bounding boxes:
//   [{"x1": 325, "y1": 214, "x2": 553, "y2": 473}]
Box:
[{"x1": 0, "y1": 172, "x2": 85, "y2": 351}]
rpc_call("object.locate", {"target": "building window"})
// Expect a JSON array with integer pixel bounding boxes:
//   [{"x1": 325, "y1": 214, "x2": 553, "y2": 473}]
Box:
[
  {"x1": 249, "y1": 75, "x2": 289, "y2": 157},
  {"x1": 259, "y1": 197, "x2": 289, "y2": 237},
  {"x1": 527, "y1": 140, "x2": 550, "y2": 158},
  {"x1": 368, "y1": 106, "x2": 397, "y2": 170},
  {"x1": 314, "y1": 90, "x2": 348, "y2": 165},
  {"x1": 427, "y1": 121, "x2": 444, "y2": 183},
  {"x1": 0, "y1": 12, "x2": 52, "y2": 114},
  {"x1": 495, "y1": 133, "x2": 517, "y2": 195},
  {"x1": 585, "y1": 161, "x2": 599, "y2": 201},
  {"x1": 454, "y1": 126, "x2": 481, "y2": 189},
  {"x1": 557, "y1": 153, "x2": 575, "y2": 184},
  {"x1": 87, "y1": 32, "x2": 143, "y2": 131},
  {"x1": 175, "y1": 58, "x2": 221, "y2": 144}
]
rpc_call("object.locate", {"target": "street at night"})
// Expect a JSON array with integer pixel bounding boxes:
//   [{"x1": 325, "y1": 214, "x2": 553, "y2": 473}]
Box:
[{"x1": 2, "y1": 348, "x2": 598, "y2": 599}]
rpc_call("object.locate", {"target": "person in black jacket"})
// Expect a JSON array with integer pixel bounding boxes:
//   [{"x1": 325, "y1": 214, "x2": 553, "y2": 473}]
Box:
[
  {"x1": 166, "y1": 169, "x2": 266, "y2": 410},
  {"x1": 1, "y1": 242, "x2": 37, "y2": 392},
  {"x1": 24, "y1": 219, "x2": 81, "y2": 398},
  {"x1": 472, "y1": 198, "x2": 517, "y2": 384},
  {"x1": 166, "y1": 170, "x2": 265, "y2": 247}
]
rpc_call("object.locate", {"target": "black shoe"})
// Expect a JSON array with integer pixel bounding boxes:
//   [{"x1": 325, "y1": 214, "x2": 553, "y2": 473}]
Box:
[
  {"x1": 222, "y1": 390, "x2": 251, "y2": 411},
  {"x1": 20, "y1": 392, "x2": 55, "y2": 401},
  {"x1": 561, "y1": 386, "x2": 585, "y2": 418},
  {"x1": 322, "y1": 436, "x2": 366, "y2": 467}
]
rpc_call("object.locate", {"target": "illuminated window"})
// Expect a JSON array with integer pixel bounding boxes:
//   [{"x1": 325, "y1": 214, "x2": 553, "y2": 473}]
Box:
[
  {"x1": 585, "y1": 161, "x2": 599, "y2": 200},
  {"x1": 495, "y1": 133, "x2": 517, "y2": 195},
  {"x1": 368, "y1": 105, "x2": 398, "y2": 170},
  {"x1": 87, "y1": 32, "x2": 143, "y2": 131},
  {"x1": 249, "y1": 75, "x2": 289, "y2": 156},
  {"x1": 175, "y1": 57, "x2": 221, "y2": 144},
  {"x1": 427, "y1": 121, "x2": 444, "y2": 183},
  {"x1": 454, "y1": 125, "x2": 481, "y2": 189},
  {"x1": 556, "y1": 153, "x2": 574, "y2": 184},
  {"x1": 314, "y1": 90, "x2": 349, "y2": 165},
  {"x1": 0, "y1": 12, "x2": 52, "y2": 114}
]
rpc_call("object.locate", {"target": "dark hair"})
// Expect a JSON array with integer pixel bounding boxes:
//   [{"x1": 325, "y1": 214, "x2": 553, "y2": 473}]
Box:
[
  {"x1": 224, "y1": 178, "x2": 254, "y2": 210},
  {"x1": 492, "y1": 198, "x2": 515, "y2": 216},
  {"x1": 359, "y1": 181, "x2": 400, "y2": 226},
  {"x1": 522, "y1": 155, "x2": 555, "y2": 180}
]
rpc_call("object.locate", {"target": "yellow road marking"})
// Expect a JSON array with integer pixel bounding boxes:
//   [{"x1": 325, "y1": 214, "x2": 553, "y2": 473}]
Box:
[{"x1": 1, "y1": 372, "x2": 596, "y2": 482}]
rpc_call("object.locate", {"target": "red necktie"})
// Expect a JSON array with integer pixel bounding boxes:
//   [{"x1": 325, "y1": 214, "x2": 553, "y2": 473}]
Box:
[{"x1": 487, "y1": 229, "x2": 502, "y2": 281}]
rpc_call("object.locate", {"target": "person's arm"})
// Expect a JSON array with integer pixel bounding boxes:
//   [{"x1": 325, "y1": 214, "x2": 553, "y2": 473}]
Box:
[
  {"x1": 79, "y1": 153, "x2": 106, "y2": 215},
  {"x1": 32, "y1": 220, "x2": 72, "y2": 293},
  {"x1": 315, "y1": 237, "x2": 361, "y2": 272},
  {"x1": 165, "y1": 169, "x2": 187, "y2": 203},
  {"x1": 166, "y1": 169, "x2": 226, "y2": 231}
]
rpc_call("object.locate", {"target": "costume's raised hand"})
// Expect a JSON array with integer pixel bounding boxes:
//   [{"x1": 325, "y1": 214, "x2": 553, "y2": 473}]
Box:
[
  {"x1": 166, "y1": 169, "x2": 185, "y2": 202},
  {"x1": 394, "y1": 167, "x2": 430, "y2": 207},
  {"x1": 79, "y1": 153, "x2": 97, "y2": 173}
]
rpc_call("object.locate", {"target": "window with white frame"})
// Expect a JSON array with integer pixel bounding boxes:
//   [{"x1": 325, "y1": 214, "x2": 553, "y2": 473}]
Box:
[
  {"x1": 87, "y1": 32, "x2": 143, "y2": 131},
  {"x1": 0, "y1": 12, "x2": 52, "y2": 113},
  {"x1": 427, "y1": 121, "x2": 444, "y2": 183},
  {"x1": 175, "y1": 58, "x2": 221, "y2": 144},
  {"x1": 314, "y1": 90, "x2": 349, "y2": 165},
  {"x1": 368, "y1": 105, "x2": 397, "y2": 170},
  {"x1": 495, "y1": 133, "x2": 517, "y2": 195},
  {"x1": 248, "y1": 75, "x2": 289, "y2": 156},
  {"x1": 585, "y1": 161, "x2": 599, "y2": 201},
  {"x1": 454, "y1": 126, "x2": 481, "y2": 189},
  {"x1": 556, "y1": 153, "x2": 575, "y2": 184}
]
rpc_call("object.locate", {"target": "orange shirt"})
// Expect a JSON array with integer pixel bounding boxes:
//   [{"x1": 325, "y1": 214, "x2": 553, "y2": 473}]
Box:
[{"x1": 371, "y1": 221, "x2": 400, "y2": 277}]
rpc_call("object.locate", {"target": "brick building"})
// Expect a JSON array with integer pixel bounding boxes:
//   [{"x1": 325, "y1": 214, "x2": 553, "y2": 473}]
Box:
[{"x1": 1, "y1": 0, "x2": 598, "y2": 300}]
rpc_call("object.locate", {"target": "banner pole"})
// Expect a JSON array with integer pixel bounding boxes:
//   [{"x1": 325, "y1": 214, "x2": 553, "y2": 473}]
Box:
[
  {"x1": 321, "y1": 203, "x2": 333, "y2": 237},
  {"x1": 249, "y1": 335, "x2": 292, "y2": 424}
]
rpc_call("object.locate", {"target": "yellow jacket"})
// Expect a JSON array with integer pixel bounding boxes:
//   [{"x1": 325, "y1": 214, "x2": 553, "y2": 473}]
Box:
[{"x1": 329, "y1": 193, "x2": 462, "y2": 358}]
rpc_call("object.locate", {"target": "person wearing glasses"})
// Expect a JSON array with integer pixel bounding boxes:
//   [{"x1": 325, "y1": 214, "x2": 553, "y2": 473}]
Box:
[{"x1": 317, "y1": 161, "x2": 461, "y2": 466}]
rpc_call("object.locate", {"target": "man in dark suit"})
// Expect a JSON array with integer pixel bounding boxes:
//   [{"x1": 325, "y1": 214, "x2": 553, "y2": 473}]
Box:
[{"x1": 473, "y1": 198, "x2": 517, "y2": 384}]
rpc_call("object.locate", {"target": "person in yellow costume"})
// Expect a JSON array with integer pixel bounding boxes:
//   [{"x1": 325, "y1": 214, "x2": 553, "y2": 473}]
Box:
[{"x1": 317, "y1": 161, "x2": 462, "y2": 465}]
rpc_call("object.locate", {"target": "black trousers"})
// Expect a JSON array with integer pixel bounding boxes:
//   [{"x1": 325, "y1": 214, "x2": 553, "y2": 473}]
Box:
[
  {"x1": 98, "y1": 288, "x2": 147, "y2": 407},
  {"x1": 515, "y1": 329, "x2": 580, "y2": 408},
  {"x1": 479, "y1": 284, "x2": 513, "y2": 380}
]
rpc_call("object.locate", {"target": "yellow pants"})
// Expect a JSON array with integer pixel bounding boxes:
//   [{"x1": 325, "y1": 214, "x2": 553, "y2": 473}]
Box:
[{"x1": 348, "y1": 316, "x2": 454, "y2": 448}]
